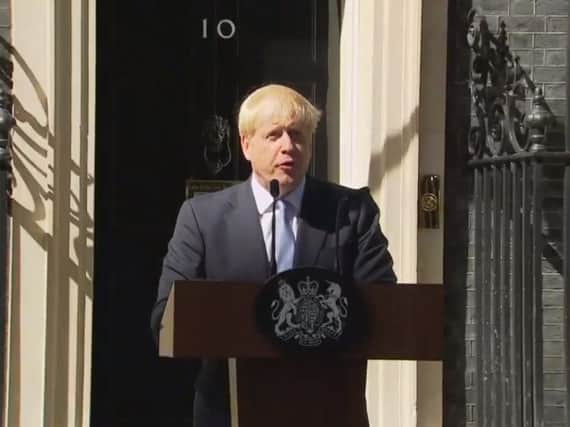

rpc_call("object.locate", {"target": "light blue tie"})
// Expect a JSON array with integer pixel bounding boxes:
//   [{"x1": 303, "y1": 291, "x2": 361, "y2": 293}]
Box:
[{"x1": 276, "y1": 199, "x2": 295, "y2": 272}]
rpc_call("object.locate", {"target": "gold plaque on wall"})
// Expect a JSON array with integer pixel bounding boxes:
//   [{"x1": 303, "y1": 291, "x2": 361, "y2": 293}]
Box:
[{"x1": 185, "y1": 179, "x2": 241, "y2": 199}]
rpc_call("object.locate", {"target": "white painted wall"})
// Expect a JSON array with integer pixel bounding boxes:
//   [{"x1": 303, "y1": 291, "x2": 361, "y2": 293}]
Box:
[{"x1": 417, "y1": 1, "x2": 448, "y2": 426}]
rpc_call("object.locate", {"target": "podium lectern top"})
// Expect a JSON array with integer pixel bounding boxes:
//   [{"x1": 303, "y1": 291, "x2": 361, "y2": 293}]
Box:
[{"x1": 159, "y1": 281, "x2": 442, "y2": 361}]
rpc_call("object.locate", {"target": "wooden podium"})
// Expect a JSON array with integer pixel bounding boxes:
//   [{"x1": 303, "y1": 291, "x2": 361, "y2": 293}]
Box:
[{"x1": 159, "y1": 281, "x2": 443, "y2": 427}]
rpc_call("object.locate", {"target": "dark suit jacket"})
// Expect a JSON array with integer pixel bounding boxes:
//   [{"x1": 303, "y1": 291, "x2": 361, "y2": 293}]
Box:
[{"x1": 151, "y1": 176, "x2": 396, "y2": 414}]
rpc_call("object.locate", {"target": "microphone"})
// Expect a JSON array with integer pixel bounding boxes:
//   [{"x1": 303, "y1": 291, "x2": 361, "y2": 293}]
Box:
[
  {"x1": 270, "y1": 179, "x2": 280, "y2": 275},
  {"x1": 335, "y1": 196, "x2": 349, "y2": 277}
]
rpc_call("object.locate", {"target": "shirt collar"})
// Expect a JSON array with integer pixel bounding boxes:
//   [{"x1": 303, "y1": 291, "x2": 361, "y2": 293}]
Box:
[{"x1": 250, "y1": 174, "x2": 306, "y2": 215}]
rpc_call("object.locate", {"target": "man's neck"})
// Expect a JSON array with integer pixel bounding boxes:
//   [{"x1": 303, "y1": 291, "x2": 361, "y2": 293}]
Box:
[
  {"x1": 250, "y1": 173, "x2": 306, "y2": 212},
  {"x1": 251, "y1": 173, "x2": 305, "y2": 198}
]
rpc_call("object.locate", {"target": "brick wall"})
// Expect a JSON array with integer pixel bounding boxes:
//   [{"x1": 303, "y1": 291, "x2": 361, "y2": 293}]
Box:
[{"x1": 444, "y1": 1, "x2": 568, "y2": 426}]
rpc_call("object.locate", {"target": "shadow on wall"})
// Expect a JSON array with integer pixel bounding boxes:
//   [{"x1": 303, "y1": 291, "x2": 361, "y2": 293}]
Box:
[
  {"x1": 367, "y1": 106, "x2": 419, "y2": 195},
  {"x1": 0, "y1": 30, "x2": 94, "y2": 426}
]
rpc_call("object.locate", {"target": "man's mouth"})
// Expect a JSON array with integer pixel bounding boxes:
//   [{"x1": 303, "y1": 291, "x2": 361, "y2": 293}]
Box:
[{"x1": 278, "y1": 160, "x2": 295, "y2": 169}]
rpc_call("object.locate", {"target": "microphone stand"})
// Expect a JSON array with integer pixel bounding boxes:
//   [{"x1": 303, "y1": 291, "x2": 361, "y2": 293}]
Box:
[
  {"x1": 270, "y1": 179, "x2": 280, "y2": 276},
  {"x1": 335, "y1": 196, "x2": 349, "y2": 278}
]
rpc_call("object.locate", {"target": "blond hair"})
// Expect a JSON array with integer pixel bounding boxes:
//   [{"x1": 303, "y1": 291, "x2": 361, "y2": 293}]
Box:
[{"x1": 238, "y1": 84, "x2": 321, "y2": 138}]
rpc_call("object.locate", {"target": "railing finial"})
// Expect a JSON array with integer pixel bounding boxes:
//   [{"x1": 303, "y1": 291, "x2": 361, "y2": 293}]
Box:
[
  {"x1": 466, "y1": 11, "x2": 554, "y2": 158},
  {"x1": 525, "y1": 88, "x2": 554, "y2": 153}
]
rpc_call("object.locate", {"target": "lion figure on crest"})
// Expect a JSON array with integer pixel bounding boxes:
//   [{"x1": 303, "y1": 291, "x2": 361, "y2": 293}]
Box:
[
  {"x1": 271, "y1": 280, "x2": 299, "y2": 336},
  {"x1": 319, "y1": 281, "x2": 348, "y2": 333}
]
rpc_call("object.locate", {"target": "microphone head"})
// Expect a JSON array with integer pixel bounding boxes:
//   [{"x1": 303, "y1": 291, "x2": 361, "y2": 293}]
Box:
[{"x1": 270, "y1": 179, "x2": 280, "y2": 198}]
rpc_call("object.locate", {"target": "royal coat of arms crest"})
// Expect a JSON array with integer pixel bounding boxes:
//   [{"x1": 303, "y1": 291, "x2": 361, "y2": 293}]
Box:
[{"x1": 256, "y1": 267, "x2": 364, "y2": 352}]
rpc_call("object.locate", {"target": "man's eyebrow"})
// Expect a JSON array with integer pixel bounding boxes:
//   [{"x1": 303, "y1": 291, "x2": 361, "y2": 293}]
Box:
[{"x1": 266, "y1": 125, "x2": 283, "y2": 133}]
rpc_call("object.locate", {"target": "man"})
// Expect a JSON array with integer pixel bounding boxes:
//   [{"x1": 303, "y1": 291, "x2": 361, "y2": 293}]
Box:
[{"x1": 151, "y1": 84, "x2": 396, "y2": 427}]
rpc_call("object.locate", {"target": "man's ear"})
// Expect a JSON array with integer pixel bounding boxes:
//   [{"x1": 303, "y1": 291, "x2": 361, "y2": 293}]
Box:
[{"x1": 240, "y1": 135, "x2": 251, "y2": 161}]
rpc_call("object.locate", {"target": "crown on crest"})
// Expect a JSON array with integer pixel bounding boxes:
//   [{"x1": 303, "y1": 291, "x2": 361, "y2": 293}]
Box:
[{"x1": 297, "y1": 276, "x2": 319, "y2": 296}]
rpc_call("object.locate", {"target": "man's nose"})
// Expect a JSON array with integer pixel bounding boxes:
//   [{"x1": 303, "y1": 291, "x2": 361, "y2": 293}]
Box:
[{"x1": 279, "y1": 131, "x2": 294, "y2": 151}]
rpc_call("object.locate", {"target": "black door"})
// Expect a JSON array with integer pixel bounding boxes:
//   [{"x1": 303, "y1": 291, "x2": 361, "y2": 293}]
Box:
[{"x1": 93, "y1": 1, "x2": 333, "y2": 426}]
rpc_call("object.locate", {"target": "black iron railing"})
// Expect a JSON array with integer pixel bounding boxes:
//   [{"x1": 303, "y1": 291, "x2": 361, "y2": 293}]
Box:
[
  {"x1": 469, "y1": 153, "x2": 570, "y2": 426},
  {"x1": 466, "y1": 11, "x2": 570, "y2": 427}
]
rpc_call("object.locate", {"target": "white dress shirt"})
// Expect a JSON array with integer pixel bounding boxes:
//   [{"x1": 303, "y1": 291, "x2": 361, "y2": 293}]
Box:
[{"x1": 250, "y1": 175, "x2": 306, "y2": 263}]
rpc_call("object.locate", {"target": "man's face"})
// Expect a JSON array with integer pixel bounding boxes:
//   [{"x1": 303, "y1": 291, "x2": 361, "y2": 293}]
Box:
[{"x1": 241, "y1": 116, "x2": 313, "y2": 195}]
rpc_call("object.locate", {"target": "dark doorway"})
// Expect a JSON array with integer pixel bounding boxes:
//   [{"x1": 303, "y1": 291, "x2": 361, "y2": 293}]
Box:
[{"x1": 93, "y1": 1, "x2": 333, "y2": 425}]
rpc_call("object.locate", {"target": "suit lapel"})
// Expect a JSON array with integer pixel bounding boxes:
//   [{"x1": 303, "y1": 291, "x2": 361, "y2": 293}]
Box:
[
  {"x1": 294, "y1": 177, "x2": 329, "y2": 267},
  {"x1": 228, "y1": 179, "x2": 271, "y2": 279}
]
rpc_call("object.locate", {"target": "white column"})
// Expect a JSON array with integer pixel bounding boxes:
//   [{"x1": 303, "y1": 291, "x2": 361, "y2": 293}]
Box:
[
  {"x1": 7, "y1": 0, "x2": 96, "y2": 425},
  {"x1": 339, "y1": 0, "x2": 423, "y2": 426}
]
